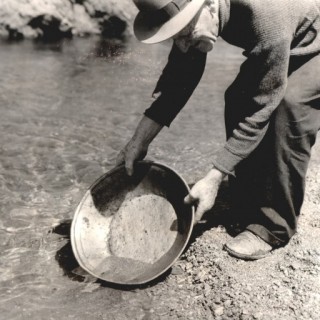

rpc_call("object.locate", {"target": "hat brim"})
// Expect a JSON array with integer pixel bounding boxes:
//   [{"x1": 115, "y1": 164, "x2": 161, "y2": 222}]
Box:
[{"x1": 134, "y1": 0, "x2": 206, "y2": 44}]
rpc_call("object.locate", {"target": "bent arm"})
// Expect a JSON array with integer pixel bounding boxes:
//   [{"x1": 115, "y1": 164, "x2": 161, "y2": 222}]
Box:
[
  {"x1": 116, "y1": 44, "x2": 206, "y2": 174},
  {"x1": 144, "y1": 43, "x2": 207, "y2": 126},
  {"x1": 213, "y1": 38, "x2": 292, "y2": 175}
]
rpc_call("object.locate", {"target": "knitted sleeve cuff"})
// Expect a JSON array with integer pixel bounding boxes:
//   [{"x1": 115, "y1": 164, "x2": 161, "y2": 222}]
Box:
[
  {"x1": 144, "y1": 107, "x2": 172, "y2": 127},
  {"x1": 212, "y1": 147, "x2": 244, "y2": 177}
]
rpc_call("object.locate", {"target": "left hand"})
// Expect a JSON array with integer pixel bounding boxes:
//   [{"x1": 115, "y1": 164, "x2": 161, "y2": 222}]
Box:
[{"x1": 184, "y1": 168, "x2": 226, "y2": 223}]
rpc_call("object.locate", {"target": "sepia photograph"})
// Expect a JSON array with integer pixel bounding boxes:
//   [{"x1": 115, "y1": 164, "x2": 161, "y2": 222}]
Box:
[{"x1": 1, "y1": 0, "x2": 320, "y2": 319}]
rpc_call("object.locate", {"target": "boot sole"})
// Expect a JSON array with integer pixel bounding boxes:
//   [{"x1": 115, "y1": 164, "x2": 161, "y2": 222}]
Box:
[{"x1": 223, "y1": 244, "x2": 270, "y2": 261}]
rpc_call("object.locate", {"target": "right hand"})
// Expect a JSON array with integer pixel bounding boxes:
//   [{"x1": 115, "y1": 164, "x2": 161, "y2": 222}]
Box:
[
  {"x1": 115, "y1": 115, "x2": 163, "y2": 176},
  {"x1": 115, "y1": 139, "x2": 148, "y2": 176}
]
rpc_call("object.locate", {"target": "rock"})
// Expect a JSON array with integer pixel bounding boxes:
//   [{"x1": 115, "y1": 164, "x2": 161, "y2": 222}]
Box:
[
  {"x1": 214, "y1": 306, "x2": 224, "y2": 316},
  {"x1": 73, "y1": 3, "x2": 99, "y2": 36},
  {"x1": 171, "y1": 265, "x2": 184, "y2": 276},
  {"x1": 224, "y1": 299, "x2": 232, "y2": 307},
  {"x1": 29, "y1": 13, "x2": 73, "y2": 41},
  {"x1": 242, "y1": 309, "x2": 250, "y2": 315},
  {"x1": 0, "y1": 0, "x2": 137, "y2": 40},
  {"x1": 203, "y1": 283, "x2": 211, "y2": 296}
]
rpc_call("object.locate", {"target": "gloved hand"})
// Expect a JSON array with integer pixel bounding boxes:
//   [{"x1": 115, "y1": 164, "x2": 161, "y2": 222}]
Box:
[{"x1": 184, "y1": 168, "x2": 226, "y2": 223}]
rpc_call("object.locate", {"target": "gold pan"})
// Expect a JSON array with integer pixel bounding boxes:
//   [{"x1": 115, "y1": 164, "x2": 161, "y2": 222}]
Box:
[{"x1": 71, "y1": 161, "x2": 194, "y2": 285}]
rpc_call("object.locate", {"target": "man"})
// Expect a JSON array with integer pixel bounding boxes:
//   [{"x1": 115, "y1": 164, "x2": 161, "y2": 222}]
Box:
[{"x1": 116, "y1": 0, "x2": 320, "y2": 260}]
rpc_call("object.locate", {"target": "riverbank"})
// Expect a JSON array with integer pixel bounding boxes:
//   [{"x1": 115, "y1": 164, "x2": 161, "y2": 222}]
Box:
[{"x1": 0, "y1": 0, "x2": 136, "y2": 40}]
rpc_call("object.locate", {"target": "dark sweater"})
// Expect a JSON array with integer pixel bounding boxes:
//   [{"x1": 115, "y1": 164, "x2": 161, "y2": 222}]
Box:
[{"x1": 144, "y1": 0, "x2": 320, "y2": 175}]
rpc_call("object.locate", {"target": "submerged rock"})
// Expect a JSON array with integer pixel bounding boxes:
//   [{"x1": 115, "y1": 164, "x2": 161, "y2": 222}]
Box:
[{"x1": 0, "y1": 0, "x2": 137, "y2": 40}]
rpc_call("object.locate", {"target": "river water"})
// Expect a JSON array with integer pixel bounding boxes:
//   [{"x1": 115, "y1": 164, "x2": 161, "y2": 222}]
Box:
[{"x1": 0, "y1": 37, "x2": 243, "y2": 319}]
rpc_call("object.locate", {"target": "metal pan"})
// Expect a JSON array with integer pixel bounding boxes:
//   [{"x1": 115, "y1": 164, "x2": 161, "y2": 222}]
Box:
[{"x1": 71, "y1": 161, "x2": 194, "y2": 285}]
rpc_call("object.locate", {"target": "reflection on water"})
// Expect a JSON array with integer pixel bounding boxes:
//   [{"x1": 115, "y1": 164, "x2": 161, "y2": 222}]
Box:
[{"x1": 0, "y1": 36, "x2": 243, "y2": 318}]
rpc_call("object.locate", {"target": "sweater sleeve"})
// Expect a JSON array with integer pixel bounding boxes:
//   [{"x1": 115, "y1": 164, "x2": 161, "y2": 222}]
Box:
[
  {"x1": 144, "y1": 43, "x2": 207, "y2": 127},
  {"x1": 213, "y1": 37, "x2": 292, "y2": 175}
]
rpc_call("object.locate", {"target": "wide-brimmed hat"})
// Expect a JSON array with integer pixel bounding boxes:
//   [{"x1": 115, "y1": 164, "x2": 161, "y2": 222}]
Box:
[{"x1": 133, "y1": 0, "x2": 206, "y2": 44}]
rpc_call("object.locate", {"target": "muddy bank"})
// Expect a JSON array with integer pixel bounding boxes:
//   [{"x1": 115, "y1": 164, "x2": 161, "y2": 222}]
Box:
[{"x1": 0, "y1": 0, "x2": 136, "y2": 40}]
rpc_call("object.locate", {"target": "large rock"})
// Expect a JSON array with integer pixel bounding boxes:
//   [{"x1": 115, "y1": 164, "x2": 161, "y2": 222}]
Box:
[{"x1": 0, "y1": 0, "x2": 137, "y2": 40}]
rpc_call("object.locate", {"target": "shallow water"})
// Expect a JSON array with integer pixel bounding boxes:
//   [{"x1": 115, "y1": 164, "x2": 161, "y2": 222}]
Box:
[{"x1": 0, "y1": 36, "x2": 243, "y2": 318}]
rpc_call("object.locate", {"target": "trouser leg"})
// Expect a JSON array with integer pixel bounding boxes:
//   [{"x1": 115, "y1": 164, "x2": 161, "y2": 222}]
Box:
[{"x1": 226, "y1": 54, "x2": 320, "y2": 246}]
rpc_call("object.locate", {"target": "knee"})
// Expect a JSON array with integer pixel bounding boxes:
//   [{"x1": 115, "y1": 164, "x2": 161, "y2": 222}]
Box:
[{"x1": 282, "y1": 86, "x2": 306, "y2": 107}]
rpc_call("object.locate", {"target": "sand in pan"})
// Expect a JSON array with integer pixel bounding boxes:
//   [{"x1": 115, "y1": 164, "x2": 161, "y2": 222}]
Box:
[{"x1": 109, "y1": 194, "x2": 178, "y2": 265}]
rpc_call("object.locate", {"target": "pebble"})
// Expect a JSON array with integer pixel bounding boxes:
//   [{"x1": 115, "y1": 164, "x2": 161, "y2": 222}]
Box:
[
  {"x1": 223, "y1": 314, "x2": 233, "y2": 320},
  {"x1": 214, "y1": 297, "x2": 222, "y2": 304},
  {"x1": 224, "y1": 299, "x2": 232, "y2": 307},
  {"x1": 171, "y1": 265, "x2": 184, "y2": 276},
  {"x1": 242, "y1": 309, "x2": 250, "y2": 315},
  {"x1": 214, "y1": 306, "x2": 224, "y2": 316}
]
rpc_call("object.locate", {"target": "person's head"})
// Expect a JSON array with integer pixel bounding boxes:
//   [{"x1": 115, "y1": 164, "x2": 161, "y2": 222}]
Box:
[{"x1": 133, "y1": 0, "x2": 220, "y2": 52}]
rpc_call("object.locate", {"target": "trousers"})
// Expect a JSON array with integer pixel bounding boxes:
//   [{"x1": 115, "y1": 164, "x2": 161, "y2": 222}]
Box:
[{"x1": 225, "y1": 53, "x2": 320, "y2": 246}]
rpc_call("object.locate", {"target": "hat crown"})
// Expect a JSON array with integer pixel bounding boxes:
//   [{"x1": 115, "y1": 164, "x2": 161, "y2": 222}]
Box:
[{"x1": 133, "y1": 0, "x2": 172, "y2": 12}]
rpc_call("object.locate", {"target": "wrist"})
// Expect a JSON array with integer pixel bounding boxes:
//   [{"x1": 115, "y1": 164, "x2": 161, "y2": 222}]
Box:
[
  {"x1": 205, "y1": 167, "x2": 226, "y2": 183},
  {"x1": 133, "y1": 116, "x2": 163, "y2": 145}
]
